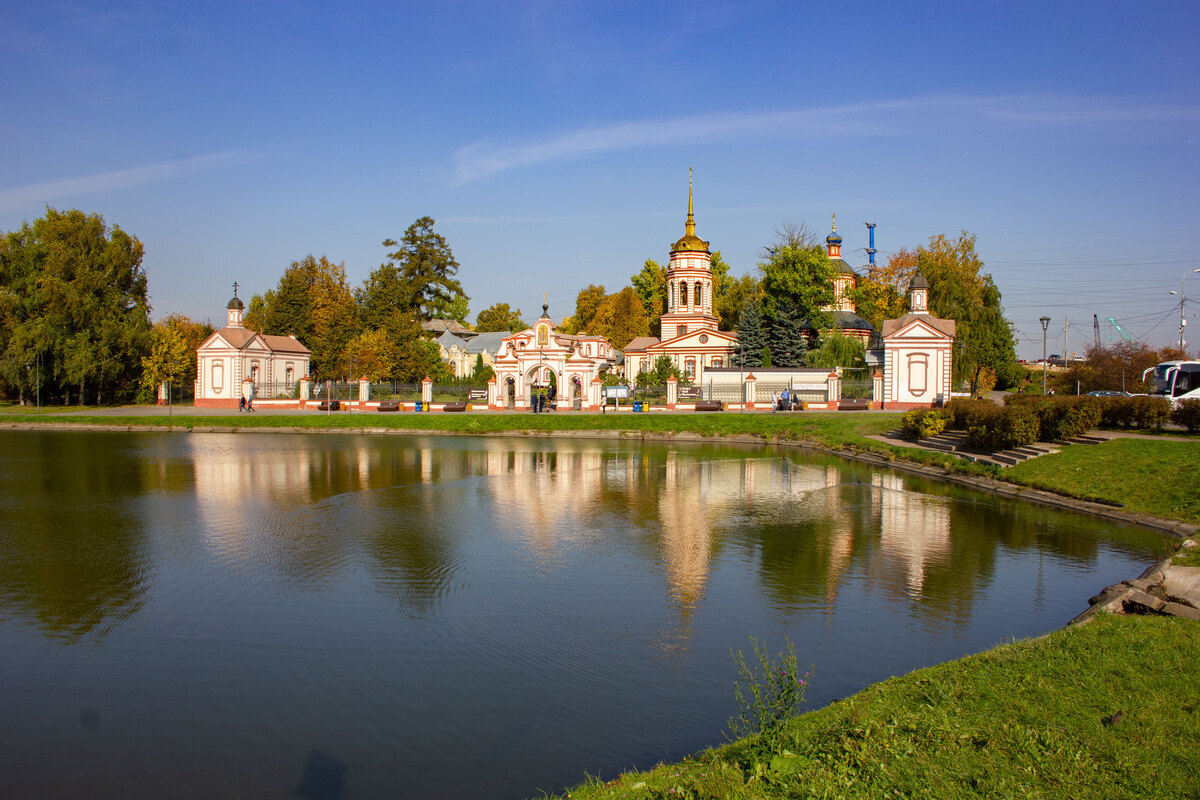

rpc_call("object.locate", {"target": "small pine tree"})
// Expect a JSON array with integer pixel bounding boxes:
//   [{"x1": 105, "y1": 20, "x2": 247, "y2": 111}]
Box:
[
  {"x1": 760, "y1": 346, "x2": 772, "y2": 368},
  {"x1": 736, "y1": 297, "x2": 767, "y2": 367},
  {"x1": 767, "y1": 299, "x2": 808, "y2": 367}
]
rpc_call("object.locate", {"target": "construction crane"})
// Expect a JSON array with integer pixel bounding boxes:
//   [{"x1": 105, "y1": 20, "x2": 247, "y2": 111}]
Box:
[{"x1": 1104, "y1": 316, "x2": 1135, "y2": 343}]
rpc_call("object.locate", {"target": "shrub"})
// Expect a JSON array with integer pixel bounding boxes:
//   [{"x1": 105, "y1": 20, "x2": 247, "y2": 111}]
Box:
[
  {"x1": 1100, "y1": 396, "x2": 1135, "y2": 427},
  {"x1": 947, "y1": 398, "x2": 996, "y2": 430},
  {"x1": 1131, "y1": 395, "x2": 1172, "y2": 430},
  {"x1": 729, "y1": 637, "x2": 809, "y2": 738},
  {"x1": 993, "y1": 405, "x2": 1040, "y2": 450},
  {"x1": 901, "y1": 408, "x2": 949, "y2": 440},
  {"x1": 965, "y1": 404, "x2": 1004, "y2": 449},
  {"x1": 1037, "y1": 396, "x2": 1101, "y2": 441},
  {"x1": 1171, "y1": 399, "x2": 1200, "y2": 432}
]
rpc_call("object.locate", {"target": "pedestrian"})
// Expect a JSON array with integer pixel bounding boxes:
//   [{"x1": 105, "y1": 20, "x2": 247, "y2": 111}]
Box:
[
  {"x1": 771, "y1": 391, "x2": 778, "y2": 412},
  {"x1": 238, "y1": 396, "x2": 246, "y2": 412}
]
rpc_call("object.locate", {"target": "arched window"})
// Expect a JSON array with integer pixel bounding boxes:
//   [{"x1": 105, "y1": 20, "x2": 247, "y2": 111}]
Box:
[
  {"x1": 680, "y1": 281, "x2": 689, "y2": 307},
  {"x1": 676, "y1": 324, "x2": 687, "y2": 337},
  {"x1": 712, "y1": 357, "x2": 723, "y2": 368},
  {"x1": 694, "y1": 282, "x2": 703, "y2": 307},
  {"x1": 685, "y1": 359, "x2": 696, "y2": 379}
]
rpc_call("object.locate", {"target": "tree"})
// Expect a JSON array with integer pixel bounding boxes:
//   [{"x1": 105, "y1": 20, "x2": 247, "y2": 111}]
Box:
[
  {"x1": 589, "y1": 287, "x2": 649, "y2": 350},
  {"x1": 344, "y1": 328, "x2": 398, "y2": 381},
  {"x1": 470, "y1": 353, "x2": 496, "y2": 384},
  {"x1": 806, "y1": 331, "x2": 867, "y2": 369},
  {"x1": 475, "y1": 303, "x2": 526, "y2": 333},
  {"x1": 381, "y1": 216, "x2": 468, "y2": 321},
  {"x1": 263, "y1": 256, "x2": 320, "y2": 341},
  {"x1": 139, "y1": 314, "x2": 212, "y2": 397},
  {"x1": 758, "y1": 243, "x2": 835, "y2": 333},
  {"x1": 1059, "y1": 341, "x2": 1166, "y2": 394},
  {"x1": 630, "y1": 260, "x2": 666, "y2": 337},
  {"x1": 850, "y1": 250, "x2": 913, "y2": 330},
  {"x1": 0, "y1": 208, "x2": 151, "y2": 405},
  {"x1": 716, "y1": 273, "x2": 760, "y2": 331},
  {"x1": 735, "y1": 296, "x2": 767, "y2": 368},
  {"x1": 564, "y1": 284, "x2": 609, "y2": 334},
  {"x1": 767, "y1": 299, "x2": 809, "y2": 367},
  {"x1": 917, "y1": 232, "x2": 1018, "y2": 392},
  {"x1": 356, "y1": 259, "x2": 409, "y2": 333},
  {"x1": 637, "y1": 355, "x2": 682, "y2": 387}
]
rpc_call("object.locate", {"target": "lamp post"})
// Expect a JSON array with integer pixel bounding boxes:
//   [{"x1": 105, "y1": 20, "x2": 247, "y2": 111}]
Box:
[
  {"x1": 1168, "y1": 268, "x2": 1200, "y2": 353},
  {"x1": 1039, "y1": 316, "x2": 1051, "y2": 395}
]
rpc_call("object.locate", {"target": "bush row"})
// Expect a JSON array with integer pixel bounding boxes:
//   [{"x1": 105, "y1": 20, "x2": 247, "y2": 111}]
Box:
[
  {"x1": 1171, "y1": 399, "x2": 1200, "y2": 432},
  {"x1": 1097, "y1": 395, "x2": 1173, "y2": 429}
]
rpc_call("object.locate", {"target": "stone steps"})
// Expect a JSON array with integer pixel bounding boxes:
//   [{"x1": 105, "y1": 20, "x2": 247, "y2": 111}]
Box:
[{"x1": 885, "y1": 429, "x2": 1065, "y2": 467}]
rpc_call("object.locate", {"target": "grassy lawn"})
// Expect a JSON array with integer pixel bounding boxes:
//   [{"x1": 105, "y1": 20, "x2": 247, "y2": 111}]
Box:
[
  {"x1": 542, "y1": 614, "x2": 1200, "y2": 800},
  {"x1": 1006, "y1": 439, "x2": 1200, "y2": 524}
]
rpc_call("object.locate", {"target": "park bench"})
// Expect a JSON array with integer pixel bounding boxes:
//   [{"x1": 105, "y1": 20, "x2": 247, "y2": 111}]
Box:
[
  {"x1": 317, "y1": 400, "x2": 341, "y2": 411},
  {"x1": 442, "y1": 402, "x2": 468, "y2": 412},
  {"x1": 376, "y1": 401, "x2": 400, "y2": 412},
  {"x1": 838, "y1": 398, "x2": 870, "y2": 410},
  {"x1": 693, "y1": 400, "x2": 723, "y2": 411}
]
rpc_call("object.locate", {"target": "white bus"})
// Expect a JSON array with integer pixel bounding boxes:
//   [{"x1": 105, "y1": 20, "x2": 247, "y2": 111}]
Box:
[{"x1": 1142, "y1": 360, "x2": 1200, "y2": 406}]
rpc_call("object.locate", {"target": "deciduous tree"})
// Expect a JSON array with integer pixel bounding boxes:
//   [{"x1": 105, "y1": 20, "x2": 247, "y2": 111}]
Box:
[
  {"x1": 381, "y1": 217, "x2": 467, "y2": 321},
  {"x1": 589, "y1": 287, "x2": 649, "y2": 350},
  {"x1": 758, "y1": 243, "x2": 834, "y2": 333},
  {"x1": 475, "y1": 303, "x2": 526, "y2": 333}
]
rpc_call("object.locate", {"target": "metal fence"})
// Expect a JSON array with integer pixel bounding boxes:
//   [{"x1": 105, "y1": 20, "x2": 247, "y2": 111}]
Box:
[
  {"x1": 255, "y1": 381, "x2": 301, "y2": 400},
  {"x1": 367, "y1": 382, "x2": 421, "y2": 402},
  {"x1": 841, "y1": 368, "x2": 873, "y2": 400}
]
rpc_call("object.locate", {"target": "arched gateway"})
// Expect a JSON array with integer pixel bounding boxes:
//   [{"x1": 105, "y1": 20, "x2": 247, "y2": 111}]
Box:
[{"x1": 489, "y1": 303, "x2": 619, "y2": 411}]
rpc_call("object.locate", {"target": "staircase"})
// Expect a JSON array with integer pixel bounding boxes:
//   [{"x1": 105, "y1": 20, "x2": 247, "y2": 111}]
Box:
[{"x1": 882, "y1": 429, "x2": 1105, "y2": 467}]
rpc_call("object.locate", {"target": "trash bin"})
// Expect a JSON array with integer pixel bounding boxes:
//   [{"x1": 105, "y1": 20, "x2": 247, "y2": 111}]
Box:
[
  {"x1": 633, "y1": 401, "x2": 643, "y2": 413},
  {"x1": 415, "y1": 401, "x2": 423, "y2": 412}
]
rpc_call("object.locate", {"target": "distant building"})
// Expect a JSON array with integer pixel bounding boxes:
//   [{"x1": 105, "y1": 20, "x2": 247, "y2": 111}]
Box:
[
  {"x1": 490, "y1": 303, "x2": 620, "y2": 409},
  {"x1": 880, "y1": 273, "x2": 956, "y2": 408},
  {"x1": 436, "y1": 330, "x2": 507, "y2": 376},
  {"x1": 622, "y1": 176, "x2": 739, "y2": 382},
  {"x1": 195, "y1": 287, "x2": 310, "y2": 407},
  {"x1": 819, "y1": 218, "x2": 880, "y2": 349}
]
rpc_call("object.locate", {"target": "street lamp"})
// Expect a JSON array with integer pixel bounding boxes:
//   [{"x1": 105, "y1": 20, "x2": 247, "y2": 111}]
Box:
[
  {"x1": 1039, "y1": 316, "x2": 1051, "y2": 395},
  {"x1": 1168, "y1": 268, "x2": 1200, "y2": 353}
]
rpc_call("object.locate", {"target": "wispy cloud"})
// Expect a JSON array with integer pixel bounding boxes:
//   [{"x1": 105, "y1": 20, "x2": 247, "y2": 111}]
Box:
[
  {"x1": 0, "y1": 148, "x2": 271, "y2": 214},
  {"x1": 452, "y1": 94, "x2": 1200, "y2": 185}
]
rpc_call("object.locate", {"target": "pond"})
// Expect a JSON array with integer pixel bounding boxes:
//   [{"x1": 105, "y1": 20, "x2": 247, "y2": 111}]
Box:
[{"x1": 0, "y1": 431, "x2": 1164, "y2": 799}]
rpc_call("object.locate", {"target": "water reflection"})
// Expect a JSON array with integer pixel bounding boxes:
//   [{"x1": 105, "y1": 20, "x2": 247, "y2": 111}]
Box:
[{"x1": 0, "y1": 433, "x2": 154, "y2": 641}]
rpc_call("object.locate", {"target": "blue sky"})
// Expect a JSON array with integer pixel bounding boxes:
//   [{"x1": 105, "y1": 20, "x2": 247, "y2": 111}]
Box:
[{"x1": 3, "y1": 0, "x2": 1198, "y2": 360}]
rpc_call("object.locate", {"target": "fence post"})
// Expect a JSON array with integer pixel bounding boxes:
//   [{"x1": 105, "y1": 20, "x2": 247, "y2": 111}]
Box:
[
  {"x1": 487, "y1": 377, "x2": 498, "y2": 409},
  {"x1": 744, "y1": 373, "x2": 757, "y2": 410},
  {"x1": 827, "y1": 369, "x2": 841, "y2": 408},
  {"x1": 872, "y1": 368, "x2": 883, "y2": 409},
  {"x1": 157, "y1": 381, "x2": 169, "y2": 406},
  {"x1": 589, "y1": 376, "x2": 603, "y2": 411},
  {"x1": 421, "y1": 375, "x2": 433, "y2": 408},
  {"x1": 666, "y1": 375, "x2": 678, "y2": 410},
  {"x1": 358, "y1": 376, "x2": 369, "y2": 410},
  {"x1": 299, "y1": 378, "x2": 310, "y2": 408}
]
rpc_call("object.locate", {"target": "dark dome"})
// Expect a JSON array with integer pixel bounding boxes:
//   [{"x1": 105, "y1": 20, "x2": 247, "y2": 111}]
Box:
[
  {"x1": 826, "y1": 230, "x2": 842, "y2": 246},
  {"x1": 909, "y1": 272, "x2": 928, "y2": 289},
  {"x1": 227, "y1": 296, "x2": 245, "y2": 310}
]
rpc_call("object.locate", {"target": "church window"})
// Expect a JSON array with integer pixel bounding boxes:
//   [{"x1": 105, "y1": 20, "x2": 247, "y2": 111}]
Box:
[
  {"x1": 694, "y1": 282, "x2": 703, "y2": 307},
  {"x1": 685, "y1": 359, "x2": 696, "y2": 379},
  {"x1": 676, "y1": 325, "x2": 687, "y2": 337},
  {"x1": 680, "y1": 282, "x2": 689, "y2": 307},
  {"x1": 537, "y1": 325, "x2": 549, "y2": 347},
  {"x1": 712, "y1": 357, "x2": 723, "y2": 368},
  {"x1": 286, "y1": 365, "x2": 294, "y2": 384}
]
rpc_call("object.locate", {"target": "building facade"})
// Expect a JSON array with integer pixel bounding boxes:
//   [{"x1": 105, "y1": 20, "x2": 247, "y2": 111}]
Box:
[
  {"x1": 489, "y1": 304, "x2": 620, "y2": 410},
  {"x1": 195, "y1": 289, "x2": 311, "y2": 407},
  {"x1": 623, "y1": 177, "x2": 739, "y2": 382},
  {"x1": 880, "y1": 273, "x2": 956, "y2": 408}
]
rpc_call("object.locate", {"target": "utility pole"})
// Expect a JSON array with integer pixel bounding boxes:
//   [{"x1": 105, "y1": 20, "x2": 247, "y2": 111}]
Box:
[
  {"x1": 1093, "y1": 315, "x2": 1100, "y2": 349},
  {"x1": 1064, "y1": 316, "x2": 1069, "y2": 362}
]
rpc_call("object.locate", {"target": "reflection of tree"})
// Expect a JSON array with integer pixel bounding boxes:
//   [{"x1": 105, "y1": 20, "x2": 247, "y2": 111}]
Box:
[
  {"x1": 0, "y1": 432, "x2": 152, "y2": 640},
  {"x1": 365, "y1": 502, "x2": 462, "y2": 618}
]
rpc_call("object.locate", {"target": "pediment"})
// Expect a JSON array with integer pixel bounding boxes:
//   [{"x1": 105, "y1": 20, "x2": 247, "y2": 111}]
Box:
[
  {"x1": 655, "y1": 329, "x2": 738, "y2": 349},
  {"x1": 885, "y1": 316, "x2": 954, "y2": 341}
]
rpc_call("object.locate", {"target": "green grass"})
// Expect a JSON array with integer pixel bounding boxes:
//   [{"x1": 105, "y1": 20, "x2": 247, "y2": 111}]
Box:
[
  {"x1": 1006, "y1": 439, "x2": 1200, "y2": 523},
  {"x1": 541, "y1": 614, "x2": 1200, "y2": 800}
]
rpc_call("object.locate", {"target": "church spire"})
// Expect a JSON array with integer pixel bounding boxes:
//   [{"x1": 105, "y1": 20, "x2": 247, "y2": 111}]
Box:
[{"x1": 671, "y1": 167, "x2": 709, "y2": 253}]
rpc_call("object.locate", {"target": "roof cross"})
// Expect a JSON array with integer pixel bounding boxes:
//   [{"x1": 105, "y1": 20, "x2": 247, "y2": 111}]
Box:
[{"x1": 232, "y1": 281, "x2": 239, "y2": 298}]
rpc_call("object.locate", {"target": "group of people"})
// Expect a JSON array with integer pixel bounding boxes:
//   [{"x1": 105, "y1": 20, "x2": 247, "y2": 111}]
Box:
[
  {"x1": 238, "y1": 395, "x2": 255, "y2": 412},
  {"x1": 770, "y1": 390, "x2": 801, "y2": 412},
  {"x1": 531, "y1": 385, "x2": 556, "y2": 414}
]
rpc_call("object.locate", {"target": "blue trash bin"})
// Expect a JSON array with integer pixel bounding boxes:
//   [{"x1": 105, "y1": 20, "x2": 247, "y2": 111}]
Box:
[
  {"x1": 633, "y1": 401, "x2": 643, "y2": 413},
  {"x1": 415, "y1": 401, "x2": 423, "y2": 412}
]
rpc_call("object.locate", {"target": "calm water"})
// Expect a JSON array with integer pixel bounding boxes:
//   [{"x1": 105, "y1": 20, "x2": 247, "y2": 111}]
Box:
[{"x1": 0, "y1": 430, "x2": 1164, "y2": 799}]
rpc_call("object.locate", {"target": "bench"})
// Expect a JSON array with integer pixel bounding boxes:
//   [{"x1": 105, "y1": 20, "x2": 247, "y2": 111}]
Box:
[
  {"x1": 693, "y1": 400, "x2": 723, "y2": 411},
  {"x1": 838, "y1": 398, "x2": 871, "y2": 410},
  {"x1": 376, "y1": 401, "x2": 400, "y2": 412},
  {"x1": 442, "y1": 401, "x2": 468, "y2": 412},
  {"x1": 317, "y1": 400, "x2": 341, "y2": 411}
]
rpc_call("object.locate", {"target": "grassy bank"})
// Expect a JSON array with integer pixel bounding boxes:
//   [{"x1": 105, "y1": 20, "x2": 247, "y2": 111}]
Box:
[
  {"x1": 542, "y1": 614, "x2": 1199, "y2": 800},
  {"x1": 1006, "y1": 439, "x2": 1200, "y2": 524}
]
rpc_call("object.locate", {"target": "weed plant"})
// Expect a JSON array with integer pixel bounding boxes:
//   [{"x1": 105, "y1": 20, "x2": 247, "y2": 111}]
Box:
[{"x1": 728, "y1": 638, "x2": 809, "y2": 739}]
